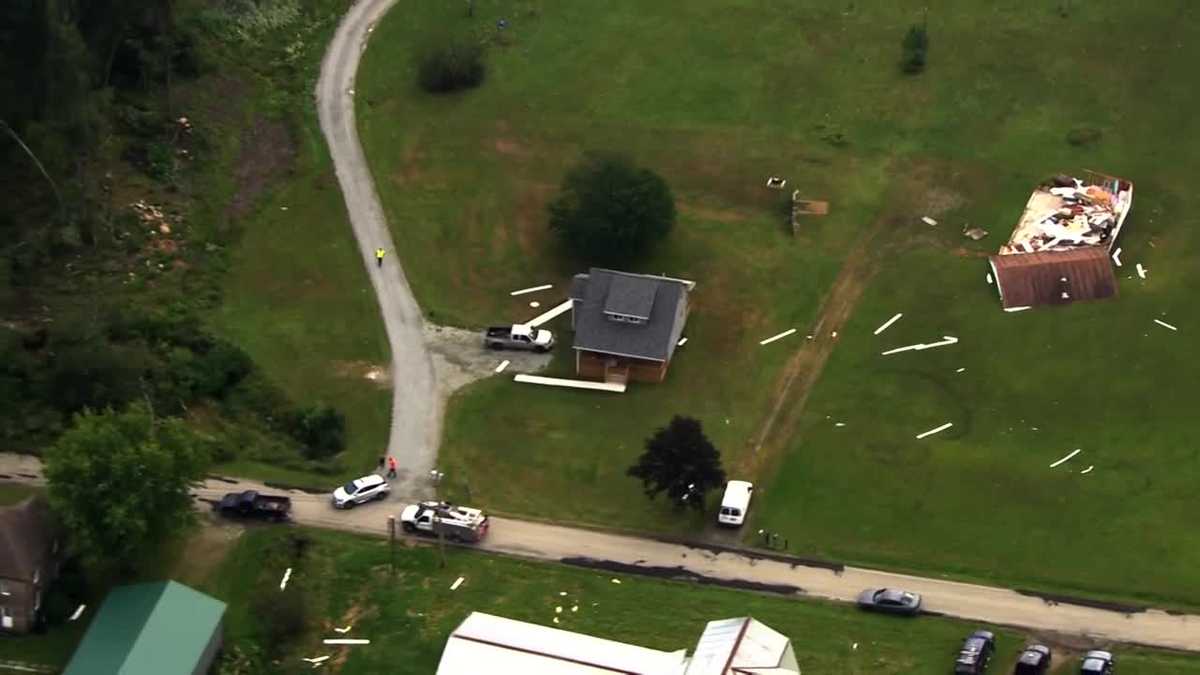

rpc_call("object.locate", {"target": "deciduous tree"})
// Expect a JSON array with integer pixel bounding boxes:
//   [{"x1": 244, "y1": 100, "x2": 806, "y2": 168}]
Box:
[
  {"x1": 627, "y1": 416, "x2": 725, "y2": 510},
  {"x1": 43, "y1": 403, "x2": 209, "y2": 571}
]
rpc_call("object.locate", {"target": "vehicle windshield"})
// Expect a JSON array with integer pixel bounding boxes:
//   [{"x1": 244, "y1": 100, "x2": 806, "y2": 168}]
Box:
[{"x1": 341, "y1": 481, "x2": 357, "y2": 494}]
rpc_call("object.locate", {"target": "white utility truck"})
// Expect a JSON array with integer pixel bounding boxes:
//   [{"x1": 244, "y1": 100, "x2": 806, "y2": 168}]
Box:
[{"x1": 399, "y1": 501, "x2": 490, "y2": 543}]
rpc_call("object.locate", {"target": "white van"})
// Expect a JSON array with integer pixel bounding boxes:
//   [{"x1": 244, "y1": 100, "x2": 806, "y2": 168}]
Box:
[{"x1": 717, "y1": 480, "x2": 753, "y2": 526}]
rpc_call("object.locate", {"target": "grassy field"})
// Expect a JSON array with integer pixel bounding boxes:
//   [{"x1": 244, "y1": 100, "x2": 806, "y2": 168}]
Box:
[
  {"x1": 209, "y1": 527, "x2": 1200, "y2": 674},
  {"x1": 356, "y1": 0, "x2": 909, "y2": 531},
  {"x1": 202, "y1": 0, "x2": 393, "y2": 489},
  {"x1": 355, "y1": 0, "x2": 1200, "y2": 603}
]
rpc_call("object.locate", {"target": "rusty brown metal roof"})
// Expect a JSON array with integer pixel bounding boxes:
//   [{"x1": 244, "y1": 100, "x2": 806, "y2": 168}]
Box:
[{"x1": 990, "y1": 247, "x2": 1117, "y2": 309}]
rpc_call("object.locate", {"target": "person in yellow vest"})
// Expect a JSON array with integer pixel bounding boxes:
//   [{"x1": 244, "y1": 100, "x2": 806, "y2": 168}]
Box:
[{"x1": 375, "y1": 247, "x2": 386, "y2": 267}]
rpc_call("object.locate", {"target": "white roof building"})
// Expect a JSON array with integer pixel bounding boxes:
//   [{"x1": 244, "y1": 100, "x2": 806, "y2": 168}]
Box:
[{"x1": 436, "y1": 612, "x2": 798, "y2": 675}]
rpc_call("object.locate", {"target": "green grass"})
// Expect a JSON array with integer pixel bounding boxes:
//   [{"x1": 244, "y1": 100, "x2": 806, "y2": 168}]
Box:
[
  {"x1": 357, "y1": 0, "x2": 1200, "y2": 604},
  {"x1": 0, "y1": 482, "x2": 38, "y2": 506},
  {"x1": 210, "y1": 527, "x2": 1200, "y2": 675},
  {"x1": 203, "y1": 0, "x2": 393, "y2": 490}
]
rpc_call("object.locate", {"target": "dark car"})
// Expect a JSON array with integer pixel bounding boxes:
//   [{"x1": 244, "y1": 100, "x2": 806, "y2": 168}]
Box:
[
  {"x1": 215, "y1": 490, "x2": 292, "y2": 522},
  {"x1": 1014, "y1": 645, "x2": 1052, "y2": 674},
  {"x1": 856, "y1": 587, "x2": 922, "y2": 615},
  {"x1": 954, "y1": 630, "x2": 995, "y2": 674},
  {"x1": 1080, "y1": 650, "x2": 1114, "y2": 674}
]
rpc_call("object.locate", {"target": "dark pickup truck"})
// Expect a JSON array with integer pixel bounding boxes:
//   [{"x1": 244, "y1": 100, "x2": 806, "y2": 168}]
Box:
[{"x1": 214, "y1": 490, "x2": 292, "y2": 522}]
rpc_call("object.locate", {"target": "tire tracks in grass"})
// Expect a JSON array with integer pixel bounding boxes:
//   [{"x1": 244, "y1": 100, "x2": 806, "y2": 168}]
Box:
[{"x1": 746, "y1": 216, "x2": 893, "y2": 476}]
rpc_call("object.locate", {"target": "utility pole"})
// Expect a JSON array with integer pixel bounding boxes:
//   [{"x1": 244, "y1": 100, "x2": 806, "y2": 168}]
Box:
[{"x1": 387, "y1": 515, "x2": 396, "y2": 576}]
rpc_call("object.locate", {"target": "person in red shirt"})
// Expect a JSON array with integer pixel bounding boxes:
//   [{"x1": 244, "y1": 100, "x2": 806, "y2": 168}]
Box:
[{"x1": 386, "y1": 456, "x2": 397, "y2": 479}]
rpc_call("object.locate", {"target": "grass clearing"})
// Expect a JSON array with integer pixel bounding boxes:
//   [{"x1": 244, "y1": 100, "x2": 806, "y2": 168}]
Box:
[
  {"x1": 201, "y1": 0, "x2": 393, "y2": 490},
  {"x1": 210, "y1": 527, "x2": 1200, "y2": 674},
  {"x1": 359, "y1": 0, "x2": 1200, "y2": 602}
]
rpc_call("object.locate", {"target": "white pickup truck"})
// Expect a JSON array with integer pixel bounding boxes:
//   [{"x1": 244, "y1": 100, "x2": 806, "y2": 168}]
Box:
[
  {"x1": 483, "y1": 324, "x2": 554, "y2": 352},
  {"x1": 399, "y1": 501, "x2": 490, "y2": 543}
]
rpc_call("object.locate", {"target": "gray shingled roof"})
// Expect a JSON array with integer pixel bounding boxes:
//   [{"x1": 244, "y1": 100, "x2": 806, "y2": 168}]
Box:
[
  {"x1": 0, "y1": 496, "x2": 53, "y2": 580},
  {"x1": 571, "y1": 269, "x2": 688, "y2": 361}
]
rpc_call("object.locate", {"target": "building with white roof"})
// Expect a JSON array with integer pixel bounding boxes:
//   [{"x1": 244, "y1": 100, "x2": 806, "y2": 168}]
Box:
[{"x1": 436, "y1": 612, "x2": 798, "y2": 675}]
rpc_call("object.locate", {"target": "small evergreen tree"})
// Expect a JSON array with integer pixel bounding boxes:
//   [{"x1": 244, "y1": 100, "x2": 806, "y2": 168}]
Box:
[
  {"x1": 901, "y1": 24, "x2": 929, "y2": 74},
  {"x1": 627, "y1": 416, "x2": 726, "y2": 510}
]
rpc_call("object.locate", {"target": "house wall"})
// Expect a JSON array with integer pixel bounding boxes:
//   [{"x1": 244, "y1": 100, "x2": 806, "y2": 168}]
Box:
[
  {"x1": 194, "y1": 618, "x2": 225, "y2": 675},
  {"x1": 577, "y1": 351, "x2": 668, "y2": 383}
]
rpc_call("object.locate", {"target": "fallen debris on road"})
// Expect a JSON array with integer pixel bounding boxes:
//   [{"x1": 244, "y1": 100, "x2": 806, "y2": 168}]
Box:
[{"x1": 494, "y1": 360, "x2": 510, "y2": 373}]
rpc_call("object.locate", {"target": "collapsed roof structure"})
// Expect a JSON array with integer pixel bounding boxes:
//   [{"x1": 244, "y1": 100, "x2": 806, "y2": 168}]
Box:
[{"x1": 989, "y1": 172, "x2": 1133, "y2": 309}]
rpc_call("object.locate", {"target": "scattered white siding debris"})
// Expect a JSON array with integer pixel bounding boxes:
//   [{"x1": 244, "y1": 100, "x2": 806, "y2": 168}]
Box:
[
  {"x1": 611, "y1": 578, "x2": 621, "y2": 584},
  {"x1": 677, "y1": 337, "x2": 688, "y2": 346},
  {"x1": 303, "y1": 656, "x2": 331, "y2": 664},
  {"x1": 1154, "y1": 319, "x2": 1178, "y2": 331},
  {"x1": 1112, "y1": 247, "x2": 1123, "y2": 267},
  {"x1": 986, "y1": 273, "x2": 994, "y2": 285},
  {"x1": 956, "y1": 367, "x2": 966, "y2": 373},
  {"x1": 526, "y1": 299, "x2": 573, "y2": 327},
  {"x1": 759, "y1": 328, "x2": 797, "y2": 345},
  {"x1": 69, "y1": 604, "x2": 86, "y2": 622},
  {"x1": 922, "y1": 216, "x2": 938, "y2": 226},
  {"x1": 881, "y1": 336, "x2": 958, "y2": 356},
  {"x1": 1080, "y1": 465, "x2": 1095, "y2": 475},
  {"x1": 510, "y1": 284, "x2": 553, "y2": 296},
  {"x1": 494, "y1": 360, "x2": 510, "y2": 373},
  {"x1": 555, "y1": 606, "x2": 563, "y2": 614},
  {"x1": 874, "y1": 313, "x2": 903, "y2": 335},
  {"x1": 451, "y1": 577, "x2": 466, "y2": 591},
  {"x1": 279, "y1": 568, "x2": 293, "y2": 591},
  {"x1": 915, "y1": 422, "x2": 953, "y2": 439},
  {"x1": 514, "y1": 374, "x2": 626, "y2": 393},
  {"x1": 323, "y1": 639, "x2": 370, "y2": 645},
  {"x1": 1136, "y1": 263, "x2": 1147, "y2": 279},
  {"x1": 334, "y1": 625, "x2": 353, "y2": 634},
  {"x1": 529, "y1": 301, "x2": 541, "y2": 308},
  {"x1": 1050, "y1": 448, "x2": 1082, "y2": 468},
  {"x1": 1004, "y1": 306, "x2": 1031, "y2": 313}
]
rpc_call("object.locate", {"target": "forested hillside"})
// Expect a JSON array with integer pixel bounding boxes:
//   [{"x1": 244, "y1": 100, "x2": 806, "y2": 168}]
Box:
[{"x1": 0, "y1": 0, "x2": 352, "y2": 475}]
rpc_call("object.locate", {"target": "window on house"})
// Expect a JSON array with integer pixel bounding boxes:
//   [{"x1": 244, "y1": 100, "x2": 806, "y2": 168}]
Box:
[
  {"x1": 0, "y1": 605, "x2": 11, "y2": 630},
  {"x1": 0, "y1": 580, "x2": 9, "y2": 596}
]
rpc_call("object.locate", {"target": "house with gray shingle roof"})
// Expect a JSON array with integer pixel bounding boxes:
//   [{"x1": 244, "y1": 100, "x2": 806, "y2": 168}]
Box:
[{"x1": 568, "y1": 269, "x2": 694, "y2": 384}]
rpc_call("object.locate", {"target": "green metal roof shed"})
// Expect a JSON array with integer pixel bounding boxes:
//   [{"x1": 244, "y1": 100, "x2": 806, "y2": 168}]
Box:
[{"x1": 64, "y1": 580, "x2": 226, "y2": 675}]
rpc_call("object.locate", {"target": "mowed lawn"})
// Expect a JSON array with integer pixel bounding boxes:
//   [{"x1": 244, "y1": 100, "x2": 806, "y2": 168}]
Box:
[
  {"x1": 745, "y1": 6, "x2": 1200, "y2": 607},
  {"x1": 357, "y1": 1, "x2": 1200, "y2": 600},
  {"x1": 213, "y1": 527, "x2": 1200, "y2": 675},
  {"x1": 207, "y1": 0, "x2": 392, "y2": 489}
]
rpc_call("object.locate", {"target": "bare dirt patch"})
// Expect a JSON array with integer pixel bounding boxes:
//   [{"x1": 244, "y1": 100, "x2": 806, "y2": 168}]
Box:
[
  {"x1": 173, "y1": 521, "x2": 244, "y2": 586},
  {"x1": 492, "y1": 137, "x2": 530, "y2": 157},
  {"x1": 227, "y1": 117, "x2": 297, "y2": 220},
  {"x1": 331, "y1": 360, "x2": 392, "y2": 388},
  {"x1": 512, "y1": 181, "x2": 557, "y2": 255}
]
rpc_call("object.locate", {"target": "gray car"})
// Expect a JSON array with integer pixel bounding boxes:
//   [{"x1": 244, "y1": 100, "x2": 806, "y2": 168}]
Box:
[
  {"x1": 856, "y1": 587, "x2": 922, "y2": 615},
  {"x1": 1080, "y1": 650, "x2": 1114, "y2": 674}
]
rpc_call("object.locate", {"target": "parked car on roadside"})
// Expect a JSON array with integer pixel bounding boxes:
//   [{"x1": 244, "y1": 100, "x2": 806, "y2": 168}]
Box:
[
  {"x1": 1080, "y1": 650, "x2": 1114, "y2": 674},
  {"x1": 717, "y1": 480, "x2": 753, "y2": 527},
  {"x1": 331, "y1": 474, "x2": 389, "y2": 509},
  {"x1": 855, "y1": 588, "x2": 922, "y2": 615},
  {"x1": 1014, "y1": 645, "x2": 1052, "y2": 674},
  {"x1": 954, "y1": 630, "x2": 995, "y2": 674},
  {"x1": 214, "y1": 490, "x2": 291, "y2": 522}
]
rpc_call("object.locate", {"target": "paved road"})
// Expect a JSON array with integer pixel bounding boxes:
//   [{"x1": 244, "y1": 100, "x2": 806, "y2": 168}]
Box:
[
  {"x1": 6, "y1": 456, "x2": 1193, "y2": 653},
  {"x1": 315, "y1": 0, "x2": 436, "y2": 501}
]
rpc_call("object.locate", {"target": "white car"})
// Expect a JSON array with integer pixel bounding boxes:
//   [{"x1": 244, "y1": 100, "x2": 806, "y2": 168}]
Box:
[{"x1": 331, "y1": 474, "x2": 390, "y2": 509}]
